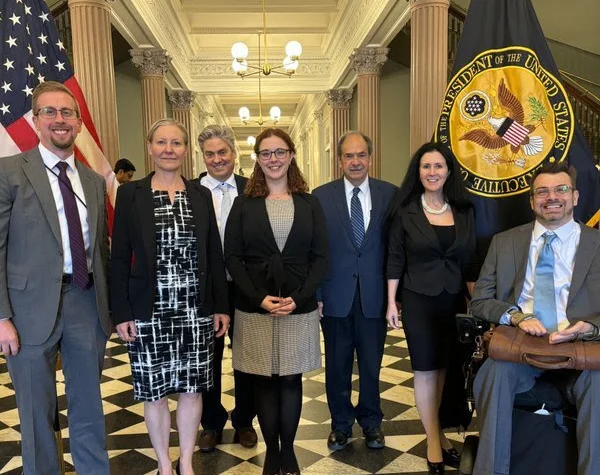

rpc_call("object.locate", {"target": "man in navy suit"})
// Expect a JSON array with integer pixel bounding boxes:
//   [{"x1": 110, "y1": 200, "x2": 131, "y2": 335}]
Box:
[
  {"x1": 313, "y1": 131, "x2": 397, "y2": 450},
  {"x1": 197, "y1": 125, "x2": 257, "y2": 451}
]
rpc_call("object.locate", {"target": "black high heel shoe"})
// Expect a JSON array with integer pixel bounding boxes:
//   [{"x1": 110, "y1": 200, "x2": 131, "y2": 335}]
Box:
[
  {"x1": 175, "y1": 459, "x2": 181, "y2": 475},
  {"x1": 427, "y1": 459, "x2": 445, "y2": 475},
  {"x1": 442, "y1": 447, "x2": 460, "y2": 467}
]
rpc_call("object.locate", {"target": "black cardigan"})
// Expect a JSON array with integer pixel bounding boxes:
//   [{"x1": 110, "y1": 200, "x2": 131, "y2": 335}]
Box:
[
  {"x1": 224, "y1": 193, "x2": 328, "y2": 314},
  {"x1": 110, "y1": 173, "x2": 229, "y2": 325}
]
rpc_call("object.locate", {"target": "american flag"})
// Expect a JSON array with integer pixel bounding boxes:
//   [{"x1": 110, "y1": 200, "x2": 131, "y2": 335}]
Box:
[{"x1": 0, "y1": 0, "x2": 117, "y2": 219}]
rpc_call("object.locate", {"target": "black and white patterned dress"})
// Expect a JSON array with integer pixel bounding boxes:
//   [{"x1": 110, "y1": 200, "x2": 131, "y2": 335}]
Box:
[{"x1": 128, "y1": 190, "x2": 214, "y2": 401}]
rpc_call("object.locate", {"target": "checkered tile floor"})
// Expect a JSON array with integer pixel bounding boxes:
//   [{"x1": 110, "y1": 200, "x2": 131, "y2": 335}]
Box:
[{"x1": 0, "y1": 328, "x2": 476, "y2": 474}]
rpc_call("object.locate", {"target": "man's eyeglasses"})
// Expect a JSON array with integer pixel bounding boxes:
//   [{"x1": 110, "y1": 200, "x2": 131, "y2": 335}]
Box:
[
  {"x1": 203, "y1": 149, "x2": 230, "y2": 160},
  {"x1": 532, "y1": 185, "x2": 574, "y2": 198},
  {"x1": 258, "y1": 148, "x2": 291, "y2": 161},
  {"x1": 35, "y1": 107, "x2": 79, "y2": 119}
]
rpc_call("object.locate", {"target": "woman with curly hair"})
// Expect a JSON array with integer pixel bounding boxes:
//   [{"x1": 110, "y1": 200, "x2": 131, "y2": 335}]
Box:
[{"x1": 225, "y1": 128, "x2": 328, "y2": 475}]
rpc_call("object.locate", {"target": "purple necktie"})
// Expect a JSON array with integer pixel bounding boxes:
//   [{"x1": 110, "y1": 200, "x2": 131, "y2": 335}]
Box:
[{"x1": 56, "y1": 161, "x2": 89, "y2": 289}]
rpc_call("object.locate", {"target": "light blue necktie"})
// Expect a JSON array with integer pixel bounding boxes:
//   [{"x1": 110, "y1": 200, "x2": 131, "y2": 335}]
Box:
[
  {"x1": 351, "y1": 187, "x2": 365, "y2": 247},
  {"x1": 533, "y1": 232, "x2": 558, "y2": 331},
  {"x1": 220, "y1": 182, "x2": 232, "y2": 249}
]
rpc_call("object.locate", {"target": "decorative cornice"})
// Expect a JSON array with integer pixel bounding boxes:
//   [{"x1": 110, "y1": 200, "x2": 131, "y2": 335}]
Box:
[
  {"x1": 350, "y1": 47, "x2": 389, "y2": 75},
  {"x1": 189, "y1": 57, "x2": 330, "y2": 78},
  {"x1": 168, "y1": 89, "x2": 197, "y2": 110},
  {"x1": 130, "y1": 47, "x2": 172, "y2": 77},
  {"x1": 327, "y1": 88, "x2": 353, "y2": 108}
]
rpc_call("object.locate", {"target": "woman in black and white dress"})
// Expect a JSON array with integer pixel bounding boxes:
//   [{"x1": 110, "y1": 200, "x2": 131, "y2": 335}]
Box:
[
  {"x1": 110, "y1": 119, "x2": 229, "y2": 475},
  {"x1": 225, "y1": 128, "x2": 328, "y2": 475}
]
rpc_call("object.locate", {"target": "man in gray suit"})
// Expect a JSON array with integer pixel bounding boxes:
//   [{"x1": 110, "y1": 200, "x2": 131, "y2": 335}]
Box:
[
  {"x1": 471, "y1": 160, "x2": 600, "y2": 475},
  {"x1": 0, "y1": 81, "x2": 111, "y2": 475}
]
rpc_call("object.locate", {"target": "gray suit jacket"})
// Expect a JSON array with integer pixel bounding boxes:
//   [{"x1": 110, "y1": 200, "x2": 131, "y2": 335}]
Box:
[
  {"x1": 471, "y1": 221, "x2": 600, "y2": 328},
  {"x1": 0, "y1": 147, "x2": 111, "y2": 344}
]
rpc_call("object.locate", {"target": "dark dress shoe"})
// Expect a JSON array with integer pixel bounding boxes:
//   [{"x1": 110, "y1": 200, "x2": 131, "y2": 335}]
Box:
[
  {"x1": 427, "y1": 459, "x2": 445, "y2": 475},
  {"x1": 175, "y1": 459, "x2": 181, "y2": 475},
  {"x1": 234, "y1": 427, "x2": 258, "y2": 448},
  {"x1": 327, "y1": 430, "x2": 349, "y2": 451},
  {"x1": 198, "y1": 429, "x2": 222, "y2": 452},
  {"x1": 364, "y1": 428, "x2": 385, "y2": 449},
  {"x1": 442, "y1": 447, "x2": 460, "y2": 467}
]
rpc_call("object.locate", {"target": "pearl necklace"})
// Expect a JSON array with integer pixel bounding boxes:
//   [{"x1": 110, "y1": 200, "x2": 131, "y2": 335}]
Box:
[{"x1": 421, "y1": 194, "x2": 449, "y2": 215}]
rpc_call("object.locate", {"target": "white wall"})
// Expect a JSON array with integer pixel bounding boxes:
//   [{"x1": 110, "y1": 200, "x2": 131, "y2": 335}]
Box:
[
  {"x1": 380, "y1": 60, "x2": 411, "y2": 186},
  {"x1": 115, "y1": 61, "x2": 145, "y2": 175}
]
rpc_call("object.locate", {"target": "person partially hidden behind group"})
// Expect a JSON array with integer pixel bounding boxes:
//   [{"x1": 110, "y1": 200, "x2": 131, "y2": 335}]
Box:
[
  {"x1": 114, "y1": 157, "x2": 137, "y2": 184},
  {"x1": 386, "y1": 142, "x2": 476, "y2": 475},
  {"x1": 471, "y1": 160, "x2": 600, "y2": 475},
  {"x1": 225, "y1": 128, "x2": 328, "y2": 475},
  {"x1": 110, "y1": 119, "x2": 230, "y2": 475}
]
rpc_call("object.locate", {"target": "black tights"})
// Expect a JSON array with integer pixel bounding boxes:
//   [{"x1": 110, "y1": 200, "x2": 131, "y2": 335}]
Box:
[{"x1": 254, "y1": 374, "x2": 303, "y2": 474}]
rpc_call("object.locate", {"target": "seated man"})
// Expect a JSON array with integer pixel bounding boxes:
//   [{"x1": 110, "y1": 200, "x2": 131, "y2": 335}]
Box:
[{"x1": 470, "y1": 161, "x2": 600, "y2": 475}]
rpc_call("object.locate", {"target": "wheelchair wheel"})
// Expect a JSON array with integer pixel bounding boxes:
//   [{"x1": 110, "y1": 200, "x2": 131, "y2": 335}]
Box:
[{"x1": 459, "y1": 435, "x2": 479, "y2": 475}]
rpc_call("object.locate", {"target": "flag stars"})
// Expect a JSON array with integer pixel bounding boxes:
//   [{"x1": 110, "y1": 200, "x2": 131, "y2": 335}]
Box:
[
  {"x1": 56, "y1": 40, "x2": 65, "y2": 51},
  {"x1": 5, "y1": 36, "x2": 17, "y2": 48},
  {"x1": 36, "y1": 54, "x2": 47, "y2": 64},
  {"x1": 27, "y1": 44, "x2": 33, "y2": 55},
  {"x1": 55, "y1": 61, "x2": 66, "y2": 72},
  {"x1": 26, "y1": 25, "x2": 30, "y2": 35},
  {"x1": 38, "y1": 34, "x2": 48, "y2": 45},
  {"x1": 22, "y1": 85, "x2": 34, "y2": 97},
  {"x1": 24, "y1": 5, "x2": 32, "y2": 15},
  {"x1": 3, "y1": 59, "x2": 15, "y2": 71},
  {"x1": 25, "y1": 64, "x2": 35, "y2": 75},
  {"x1": 9, "y1": 13, "x2": 21, "y2": 25},
  {"x1": 0, "y1": 104, "x2": 10, "y2": 115},
  {"x1": 1, "y1": 82, "x2": 12, "y2": 93},
  {"x1": 38, "y1": 74, "x2": 45, "y2": 84},
  {"x1": 39, "y1": 12, "x2": 49, "y2": 23}
]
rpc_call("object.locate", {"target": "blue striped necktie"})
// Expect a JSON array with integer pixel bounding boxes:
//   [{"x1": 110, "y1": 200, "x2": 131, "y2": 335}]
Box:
[
  {"x1": 351, "y1": 187, "x2": 365, "y2": 247},
  {"x1": 533, "y1": 232, "x2": 558, "y2": 331}
]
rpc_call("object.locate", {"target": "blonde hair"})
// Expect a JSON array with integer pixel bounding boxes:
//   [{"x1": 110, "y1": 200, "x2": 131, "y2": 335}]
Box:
[{"x1": 146, "y1": 119, "x2": 189, "y2": 145}]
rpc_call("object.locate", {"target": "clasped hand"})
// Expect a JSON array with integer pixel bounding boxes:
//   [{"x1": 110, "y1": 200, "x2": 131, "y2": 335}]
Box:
[
  {"x1": 516, "y1": 316, "x2": 594, "y2": 344},
  {"x1": 261, "y1": 295, "x2": 297, "y2": 316}
]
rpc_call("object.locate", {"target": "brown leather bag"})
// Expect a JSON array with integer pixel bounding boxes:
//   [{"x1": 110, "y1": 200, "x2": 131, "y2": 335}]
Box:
[{"x1": 486, "y1": 325, "x2": 600, "y2": 370}]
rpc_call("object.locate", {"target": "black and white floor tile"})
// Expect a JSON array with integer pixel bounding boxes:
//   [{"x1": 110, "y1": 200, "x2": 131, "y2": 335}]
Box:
[{"x1": 0, "y1": 328, "x2": 477, "y2": 474}]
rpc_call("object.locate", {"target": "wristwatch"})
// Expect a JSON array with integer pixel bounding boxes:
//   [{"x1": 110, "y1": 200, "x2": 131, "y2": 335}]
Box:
[{"x1": 508, "y1": 308, "x2": 534, "y2": 326}]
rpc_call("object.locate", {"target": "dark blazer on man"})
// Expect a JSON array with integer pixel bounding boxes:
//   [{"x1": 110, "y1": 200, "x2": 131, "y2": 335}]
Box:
[
  {"x1": 312, "y1": 177, "x2": 397, "y2": 318},
  {"x1": 225, "y1": 193, "x2": 328, "y2": 314},
  {"x1": 387, "y1": 199, "x2": 477, "y2": 295},
  {"x1": 110, "y1": 172, "x2": 229, "y2": 325}
]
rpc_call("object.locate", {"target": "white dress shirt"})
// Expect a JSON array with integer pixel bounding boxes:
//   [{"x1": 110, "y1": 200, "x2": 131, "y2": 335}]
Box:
[
  {"x1": 501, "y1": 219, "x2": 580, "y2": 330},
  {"x1": 200, "y1": 173, "x2": 239, "y2": 233},
  {"x1": 343, "y1": 176, "x2": 371, "y2": 232},
  {"x1": 39, "y1": 144, "x2": 91, "y2": 274}
]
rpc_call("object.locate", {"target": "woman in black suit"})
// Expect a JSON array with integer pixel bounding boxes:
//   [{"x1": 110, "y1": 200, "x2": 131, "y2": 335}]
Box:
[
  {"x1": 225, "y1": 128, "x2": 328, "y2": 475},
  {"x1": 386, "y1": 142, "x2": 476, "y2": 475},
  {"x1": 111, "y1": 119, "x2": 229, "y2": 475}
]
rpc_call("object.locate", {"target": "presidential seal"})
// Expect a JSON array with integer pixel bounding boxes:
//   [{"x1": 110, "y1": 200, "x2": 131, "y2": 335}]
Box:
[{"x1": 435, "y1": 46, "x2": 574, "y2": 197}]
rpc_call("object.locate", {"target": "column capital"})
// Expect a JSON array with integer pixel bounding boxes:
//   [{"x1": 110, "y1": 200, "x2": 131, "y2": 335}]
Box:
[
  {"x1": 350, "y1": 47, "x2": 389, "y2": 75},
  {"x1": 168, "y1": 89, "x2": 197, "y2": 111},
  {"x1": 410, "y1": 0, "x2": 450, "y2": 11},
  {"x1": 68, "y1": 0, "x2": 114, "y2": 9},
  {"x1": 313, "y1": 110, "x2": 324, "y2": 124},
  {"x1": 327, "y1": 88, "x2": 353, "y2": 109},
  {"x1": 130, "y1": 47, "x2": 172, "y2": 77}
]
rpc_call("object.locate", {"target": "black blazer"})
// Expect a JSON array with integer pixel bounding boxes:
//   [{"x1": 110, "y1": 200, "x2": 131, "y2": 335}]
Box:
[
  {"x1": 224, "y1": 193, "x2": 328, "y2": 314},
  {"x1": 386, "y1": 199, "x2": 476, "y2": 296},
  {"x1": 110, "y1": 173, "x2": 229, "y2": 325}
]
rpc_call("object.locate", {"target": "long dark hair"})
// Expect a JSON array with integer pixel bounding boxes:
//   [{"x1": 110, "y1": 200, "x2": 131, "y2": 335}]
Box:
[{"x1": 395, "y1": 142, "x2": 472, "y2": 211}]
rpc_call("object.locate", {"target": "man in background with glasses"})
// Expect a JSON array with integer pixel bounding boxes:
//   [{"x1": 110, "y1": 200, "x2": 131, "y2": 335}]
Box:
[
  {"x1": 470, "y1": 160, "x2": 600, "y2": 475},
  {"x1": 313, "y1": 131, "x2": 397, "y2": 451},
  {"x1": 0, "y1": 81, "x2": 111, "y2": 474},
  {"x1": 197, "y1": 125, "x2": 258, "y2": 452}
]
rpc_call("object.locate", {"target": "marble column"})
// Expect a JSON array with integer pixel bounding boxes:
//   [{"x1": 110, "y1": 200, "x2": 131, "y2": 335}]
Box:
[
  {"x1": 130, "y1": 47, "x2": 172, "y2": 173},
  {"x1": 350, "y1": 47, "x2": 388, "y2": 179},
  {"x1": 68, "y1": 0, "x2": 120, "y2": 165},
  {"x1": 168, "y1": 89, "x2": 197, "y2": 179},
  {"x1": 326, "y1": 88, "x2": 353, "y2": 180},
  {"x1": 410, "y1": 0, "x2": 450, "y2": 154}
]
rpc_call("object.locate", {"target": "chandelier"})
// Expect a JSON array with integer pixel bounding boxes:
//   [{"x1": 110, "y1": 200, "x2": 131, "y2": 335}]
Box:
[
  {"x1": 236, "y1": 33, "x2": 282, "y2": 126},
  {"x1": 230, "y1": 0, "x2": 302, "y2": 78}
]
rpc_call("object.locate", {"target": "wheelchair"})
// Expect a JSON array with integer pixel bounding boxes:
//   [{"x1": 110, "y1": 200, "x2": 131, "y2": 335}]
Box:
[{"x1": 455, "y1": 314, "x2": 578, "y2": 475}]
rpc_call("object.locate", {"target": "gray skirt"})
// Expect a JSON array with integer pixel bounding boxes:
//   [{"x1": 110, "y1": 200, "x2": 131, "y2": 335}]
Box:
[{"x1": 232, "y1": 309, "x2": 321, "y2": 376}]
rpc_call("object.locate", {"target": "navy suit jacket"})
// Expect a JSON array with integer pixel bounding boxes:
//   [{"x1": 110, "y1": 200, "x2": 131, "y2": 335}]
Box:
[{"x1": 313, "y1": 177, "x2": 398, "y2": 318}]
